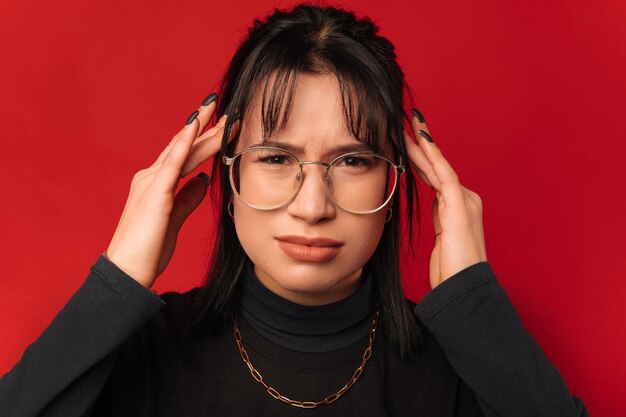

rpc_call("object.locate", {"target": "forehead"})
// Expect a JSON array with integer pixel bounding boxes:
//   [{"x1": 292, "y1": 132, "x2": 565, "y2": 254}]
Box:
[{"x1": 236, "y1": 73, "x2": 392, "y2": 156}]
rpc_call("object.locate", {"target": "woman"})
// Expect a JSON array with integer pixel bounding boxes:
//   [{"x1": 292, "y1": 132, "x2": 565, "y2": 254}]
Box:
[{"x1": 0, "y1": 4, "x2": 588, "y2": 416}]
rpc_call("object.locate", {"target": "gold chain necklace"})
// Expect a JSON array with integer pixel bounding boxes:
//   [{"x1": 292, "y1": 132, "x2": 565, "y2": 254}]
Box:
[{"x1": 233, "y1": 307, "x2": 380, "y2": 409}]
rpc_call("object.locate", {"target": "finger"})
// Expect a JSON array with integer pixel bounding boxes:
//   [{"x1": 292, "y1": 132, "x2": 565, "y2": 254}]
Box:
[
  {"x1": 153, "y1": 110, "x2": 201, "y2": 190},
  {"x1": 193, "y1": 113, "x2": 228, "y2": 146},
  {"x1": 154, "y1": 113, "x2": 210, "y2": 168},
  {"x1": 410, "y1": 108, "x2": 431, "y2": 135},
  {"x1": 180, "y1": 125, "x2": 225, "y2": 177},
  {"x1": 181, "y1": 119, "x2": 241, "y2": 177},
  {"x1": 152, "y1": 99, "x2": 218, "y2": 168},
  {"x1": 432, "y1": 195, "x2": 442, "y2": 236},
  {"x1": 195, "y1": 93, "x2": 219, "y2": 136},
  {"x1": 410, "y1": 112, "x2": 465, "y2": 208},
  {"x1": 416, "y1": 169, "x2": 433, "y2": 189},
  {"x1": 170, "y1": 173, "x2": 210, "y2": 232},
  {"x1": 407, "y1": 109, "x2": 442, "y2": 191},
  {"x1": 226, "y1": 119, "x2": 240, "y2": 146},
  {"x1": 409, "y1": 109, "x2": 433, "y2": 143},
  {"x1": 154, "y1": 132, "x2": 182, "y2": 167},
  {"x1": 402, "y1": 130, "x2": 440, "y2": 190}
]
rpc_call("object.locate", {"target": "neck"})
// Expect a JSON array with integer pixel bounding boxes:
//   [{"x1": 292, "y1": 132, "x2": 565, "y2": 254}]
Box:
[{"x1": 239, "y1": 261, "x2": 376, "y2": 352}]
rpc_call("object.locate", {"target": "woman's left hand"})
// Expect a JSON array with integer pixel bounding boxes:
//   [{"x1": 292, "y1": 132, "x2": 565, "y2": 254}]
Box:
[{"x1": 402, "y1": 109, "x2": 488, "y2": 290}]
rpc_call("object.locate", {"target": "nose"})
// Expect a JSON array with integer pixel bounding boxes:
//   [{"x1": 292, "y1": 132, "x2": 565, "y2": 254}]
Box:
[{"x1": 286, "y1": 163, "x2": 336, "y2": 223}]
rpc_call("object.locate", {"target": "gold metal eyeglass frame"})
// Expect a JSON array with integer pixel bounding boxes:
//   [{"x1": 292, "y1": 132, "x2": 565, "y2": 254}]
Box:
[{"x1": 222, "y1": 145, "x2": 406, "y2": 214}]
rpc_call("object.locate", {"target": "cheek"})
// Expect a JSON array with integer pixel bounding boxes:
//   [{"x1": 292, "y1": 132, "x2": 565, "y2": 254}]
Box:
[
  {"x1": 349, "y1": 214, "x2": 387, "y2": 262},
  {"x1": 233, "y1": 205, "x2": 266, "y2": 254}
]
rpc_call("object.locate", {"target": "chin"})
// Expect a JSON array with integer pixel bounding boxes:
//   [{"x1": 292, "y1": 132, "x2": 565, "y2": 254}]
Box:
[
  {"x1": 268, "y1": 261, "x2": 346, "y2": 288},
  {"x1": 253, "y1": 257, "x2": 361, "y2": 298}
]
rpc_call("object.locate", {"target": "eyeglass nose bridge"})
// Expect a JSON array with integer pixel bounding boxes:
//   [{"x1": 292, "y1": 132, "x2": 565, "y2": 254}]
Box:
[
  {"x1": 289, "y1": 160, "x2": 341, "y2": 217},
  {"x1": 295, "y1": 160, "x2": 332, "y2": 182},
  {"x1": 299, "y1": 160, "x2": 330, "y2": 167}
]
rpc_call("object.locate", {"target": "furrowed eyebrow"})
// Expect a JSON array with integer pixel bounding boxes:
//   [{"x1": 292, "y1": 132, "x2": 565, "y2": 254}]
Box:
[{"x1": 260, "y1": 140, "x2": 375, "y2": 154}]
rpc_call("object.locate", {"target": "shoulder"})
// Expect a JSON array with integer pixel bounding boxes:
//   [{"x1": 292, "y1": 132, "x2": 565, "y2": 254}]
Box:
[
  {"x1": 157, "y1": 287, "x2": 202, "y2": 318},
  {"x1": 380, "y1": 297, "x2": 445, "y2": 359},
  {"x1": 135, "y1": 286, "x2": 205, "y2": 344},
  {"x1": 378, "y1": 298, "x2": 466, "y2": 400}
]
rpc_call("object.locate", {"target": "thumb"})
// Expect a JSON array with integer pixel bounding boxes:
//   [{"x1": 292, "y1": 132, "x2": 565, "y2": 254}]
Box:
[{"x1": 170, "y1": 172, "x2": 210, "y2": 231}]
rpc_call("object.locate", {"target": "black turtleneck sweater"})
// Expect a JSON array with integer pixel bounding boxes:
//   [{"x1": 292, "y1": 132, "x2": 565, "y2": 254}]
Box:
[
  {"x1": 240, "y1": 260, "x2": 376, "y2": 353},
  {"x1": 0, "y1": 255, "x2": 589, "y2": 416}
]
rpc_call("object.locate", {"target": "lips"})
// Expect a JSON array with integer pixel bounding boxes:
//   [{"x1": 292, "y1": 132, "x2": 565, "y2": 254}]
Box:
[
  {"x1": 276, "y1": 235, "x2": 343, "y2": 247},
  {"x1": 275, "y1": 235, "x2": 343, "y2": 262}
]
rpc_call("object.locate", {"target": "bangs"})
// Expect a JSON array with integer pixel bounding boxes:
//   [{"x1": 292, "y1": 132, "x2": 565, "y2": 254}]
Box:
[
  {"x1": 253, "y1": 66, "x2": 388, "y2": 155},
  {"x1": 220, "y1": 12, "x2": 404, "y2": 160}
]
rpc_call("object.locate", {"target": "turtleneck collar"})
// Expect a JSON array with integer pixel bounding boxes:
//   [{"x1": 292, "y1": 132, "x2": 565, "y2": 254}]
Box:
[{"x1": 239, "y1": 261, "x2": 376, "y2": 353}]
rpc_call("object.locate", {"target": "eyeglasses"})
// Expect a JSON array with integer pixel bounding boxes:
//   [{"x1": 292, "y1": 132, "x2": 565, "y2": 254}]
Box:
[{"x1": 222, "y1": 146, "x2": 405, "y2": 214}]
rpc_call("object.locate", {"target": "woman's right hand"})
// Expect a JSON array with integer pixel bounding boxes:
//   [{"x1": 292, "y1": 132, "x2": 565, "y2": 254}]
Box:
[{"x1": 104, "y1": 94, "x2": 238, "y2": 289}]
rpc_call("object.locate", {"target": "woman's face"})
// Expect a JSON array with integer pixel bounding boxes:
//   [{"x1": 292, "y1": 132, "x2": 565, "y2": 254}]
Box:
[{"x1": 232, "y1": 73, "x2": 390, "y2": 306}]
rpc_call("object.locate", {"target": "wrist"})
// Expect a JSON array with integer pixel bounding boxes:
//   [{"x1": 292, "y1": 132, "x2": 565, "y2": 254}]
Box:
[{"x1": 101, "y1": 250, "x2": 159, "y2": 296}]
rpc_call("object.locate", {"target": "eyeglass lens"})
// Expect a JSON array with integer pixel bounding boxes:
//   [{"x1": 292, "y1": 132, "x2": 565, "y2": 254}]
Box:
[{"x1": 231, "y1": 149, "x2": 397, "y2": 212}]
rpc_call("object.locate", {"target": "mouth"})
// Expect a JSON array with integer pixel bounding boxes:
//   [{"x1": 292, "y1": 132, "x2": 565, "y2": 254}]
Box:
[
  {"x1": 276, "y1": 235, "x2": 343, "y2": 247},
  {"x1": 275, "y1": 235, "x2": 343, "y2": 262}
]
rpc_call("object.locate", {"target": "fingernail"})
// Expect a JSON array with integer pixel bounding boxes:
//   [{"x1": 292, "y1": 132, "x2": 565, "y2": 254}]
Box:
[
  {"x1": 411, "y1": 108, "x2": 425, "y2": 123},
  {"x1": 196, "y1": 172, "x2": 210, "y2": 185},
  {"x1": 418, "y1": 129, "x2": 434, "y2": 143},
  {"x1": 185, "y1": 110, "x2": 199, "y2": 125},
  {"x1": 201, "y1": 93, "x2": 218, "y2": 107},
  {"x1": 224, "y1": 102, "x2": 232, "y2": 115}
]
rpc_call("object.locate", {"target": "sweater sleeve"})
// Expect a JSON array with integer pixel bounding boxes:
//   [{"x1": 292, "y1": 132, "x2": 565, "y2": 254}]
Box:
[
  {"x1": 414, "y1": 262, "x2": 590, "y2": 417},
  {"x1": 0, "y1": 254, "x2": 166, "y2": 417}
]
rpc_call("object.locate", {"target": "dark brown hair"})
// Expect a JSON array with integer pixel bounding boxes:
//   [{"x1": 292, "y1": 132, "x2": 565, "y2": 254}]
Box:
[{"x1": 185, "y1": 3, "x2": 425, "y2": 358}]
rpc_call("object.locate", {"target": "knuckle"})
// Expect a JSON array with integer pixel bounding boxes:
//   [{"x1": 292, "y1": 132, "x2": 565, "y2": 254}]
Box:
[
  {"x1": 131, "y1": 169, "x2": 148, "y2": 184},
  {"x1": 432, "y1": 160, "x2": 459, "y2": 182},
  {"x1": 161, "y1": 151, "x2": 180, "y2": 169},
  {"x1": 467, "y1": 193, "x2": 483, "y2": 212},
  {"x1": 431, "y1": 158, "x2": 444, "y2": 168},
  {"x1": 467, "y1": 189, "x2": 483, "y2": 206},
  {"x1": 471, "y1": 199, "x2": 483, "y2": 213}
]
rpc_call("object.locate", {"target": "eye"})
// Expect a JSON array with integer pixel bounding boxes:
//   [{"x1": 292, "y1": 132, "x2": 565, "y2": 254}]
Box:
[
  {"x1": 337, "y1": 155, "x2": 375, "y2": 167},
  {"x1": 257, "y1": 153, "x2": 291, "y2": 164}
]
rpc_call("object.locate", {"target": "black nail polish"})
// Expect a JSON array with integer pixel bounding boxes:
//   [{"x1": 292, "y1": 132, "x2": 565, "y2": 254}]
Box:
[
  {"x1": 185, "y1": 110, "x2": 199, "y2": 125},
  {"x1": 201, "y1": 93, "x2": 218, "y2": 107},
  {"x1": 223, "y1": 102, "x2": 232, "y2": 115},
  {"x1": 196, "y1": 172, "x2": 210, "y2": 185},
  {"x1": 411, "y1": 108, "x2": 425, "y2": 123},
  {"x1": 418, "y1": 129, "x2": 434, "y2": 143}
]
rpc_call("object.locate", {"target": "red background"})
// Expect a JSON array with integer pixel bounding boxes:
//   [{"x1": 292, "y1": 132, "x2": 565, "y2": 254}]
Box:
[{"x1": 1, "y1": 0, "x2": 624, "y2": 415}]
